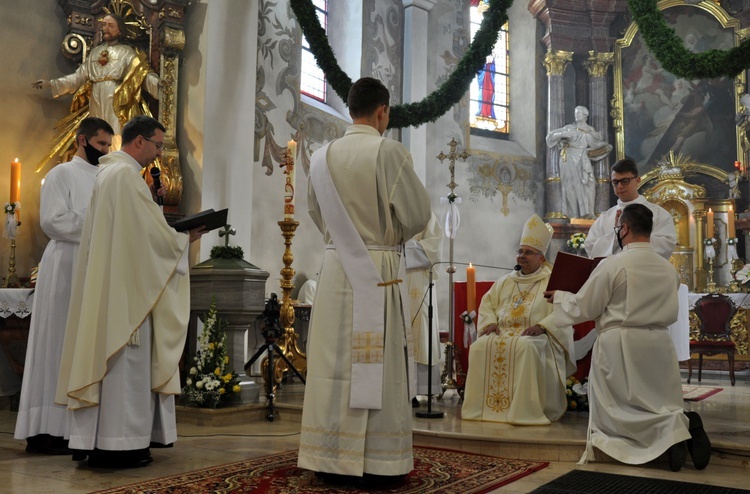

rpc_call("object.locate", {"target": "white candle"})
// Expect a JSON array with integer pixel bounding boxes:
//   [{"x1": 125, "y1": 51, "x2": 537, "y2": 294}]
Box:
[{"x1": 284, "y1": 140, "x2": 297, "y2": 219}]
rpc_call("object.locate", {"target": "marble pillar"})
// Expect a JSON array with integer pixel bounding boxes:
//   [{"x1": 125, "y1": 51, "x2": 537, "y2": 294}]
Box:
[
  {"x1": 543, "y1": 50, "x2": 573, "y2": 221},
  {"x1": 402, "y1": 0, "x2": 436, "y2": 183},
  {"x1": 584, "y1": 51, "x2": 614, "y2": 216}
]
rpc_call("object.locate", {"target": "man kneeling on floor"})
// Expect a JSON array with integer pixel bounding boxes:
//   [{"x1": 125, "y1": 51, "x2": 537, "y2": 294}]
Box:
[{"x1": 545, "y1": 203, "x2": 711, "y2": 472}]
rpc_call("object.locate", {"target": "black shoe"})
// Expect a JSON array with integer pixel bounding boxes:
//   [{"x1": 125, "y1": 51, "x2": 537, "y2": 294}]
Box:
[
  {"x1": 358, "y1": 473, "x2": 407, "y2": 489},
  {"x1": 667, "y1": 441, "x2": 687, "y2": 472},
  {"x1": 685, "y1": 411, "x2": 711, "y2": 470},
  {"x1": 412, "y1": 397, "x2": 420, "y2": 408},
  {"x1": 315, "y1": 471, "x2": 359, "y2": 486},
  {"x1": 87, "y1": 448, "x2": 153, "y2": 469},
  {"x1": 24, "y1": 434, "x2": 48, "y2": 454},
  {"x1": 71, "y1": 449, "x2": 90, "y2": 461}
]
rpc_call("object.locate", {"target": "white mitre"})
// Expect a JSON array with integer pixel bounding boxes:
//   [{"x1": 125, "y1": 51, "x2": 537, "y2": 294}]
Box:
[{"x1": 519, "y1": 213, "x2": 553, "y2": 253}]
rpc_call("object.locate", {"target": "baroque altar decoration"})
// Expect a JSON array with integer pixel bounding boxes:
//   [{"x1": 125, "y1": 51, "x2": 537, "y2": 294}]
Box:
[{"x1": 183, "y1": 299, "x2": 241, "y2": 408}]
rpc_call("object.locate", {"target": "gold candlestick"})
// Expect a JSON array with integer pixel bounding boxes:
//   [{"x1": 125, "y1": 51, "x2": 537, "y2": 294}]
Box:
[{"x1": 3, "y1": 238, "x2": 20, "y2": 288}]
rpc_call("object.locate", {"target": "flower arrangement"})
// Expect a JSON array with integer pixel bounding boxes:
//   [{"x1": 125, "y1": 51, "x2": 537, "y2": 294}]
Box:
[
  {"x1": 566, "y1": 376, "x2": 589, "y2": 411},
  {"x1": 566, "y1": 232, "x2": 586, "y2": 253},
  {"x1": 735, "y1": 264, "x2": 750, "y2": 285},
  {"x1": 183, "y1": 299, "x2": 241, "y2": 408},
  {"x1": 210, "y1": 245, "x2": 244, "y2": 260}
]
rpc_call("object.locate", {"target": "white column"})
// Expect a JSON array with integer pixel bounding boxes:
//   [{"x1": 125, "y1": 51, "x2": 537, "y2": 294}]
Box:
[
  {"x1": 201, "y1": 0, "x2": 259, "y2": 259},
  {"x1": 402, "y1": 0, "x2": 436, "y2": 183}
]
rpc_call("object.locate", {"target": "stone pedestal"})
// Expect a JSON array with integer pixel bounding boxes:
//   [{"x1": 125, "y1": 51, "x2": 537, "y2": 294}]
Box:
[{"x1": 189, "y1": 258, "x2": 269, "y2": 384}]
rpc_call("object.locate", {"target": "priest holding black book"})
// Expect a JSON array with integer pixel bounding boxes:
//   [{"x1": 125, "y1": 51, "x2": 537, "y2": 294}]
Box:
[{"x1": 56, "y1": 116, "x2": 205, "y2": 469}]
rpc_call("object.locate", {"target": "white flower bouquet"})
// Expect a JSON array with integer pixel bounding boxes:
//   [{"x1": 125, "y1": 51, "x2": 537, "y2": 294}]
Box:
[
  {"x1": 566, "y1": 232, "x2": 586, "y2": 252},
  {"x1": 182, "y1": 299, "x2": 241, "y2": 408}
]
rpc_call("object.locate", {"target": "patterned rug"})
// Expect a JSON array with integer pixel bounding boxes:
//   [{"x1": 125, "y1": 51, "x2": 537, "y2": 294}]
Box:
[
  {"x1": 682, "y1": 384, "x2": 723, "y2": 401},
  {"x1": 91, "y1": 446, "x2": 548, "y2": 494}
]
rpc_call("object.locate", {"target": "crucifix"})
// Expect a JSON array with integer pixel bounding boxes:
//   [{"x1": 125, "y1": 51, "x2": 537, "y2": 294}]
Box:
[
  {"x1": 218, "y1": 224, "x2": 237, "y2": 247},
  {"x1": 436, "y1": 138, "x2": 469, "y2": 396}
]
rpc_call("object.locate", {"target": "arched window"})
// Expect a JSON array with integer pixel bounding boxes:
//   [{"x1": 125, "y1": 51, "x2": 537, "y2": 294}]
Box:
[
  {"x1": 469, "y1": 0, "x2": 509, "y2": 138},
  {"x1": 300, "y1": 0, "x2": 328, "y2": 102}
]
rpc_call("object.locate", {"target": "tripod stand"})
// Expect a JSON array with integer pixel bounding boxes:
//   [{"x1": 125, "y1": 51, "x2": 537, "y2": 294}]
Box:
[{"x1": 244, "y1": 320, "x2": 306, "y2": 422}]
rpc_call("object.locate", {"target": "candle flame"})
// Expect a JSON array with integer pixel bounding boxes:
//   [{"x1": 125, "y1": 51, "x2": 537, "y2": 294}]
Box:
[
  {"x1": 469, "y1": 262, "x2": 473, "y2": 268},
  {"x1": 14, "y1": 158, "x2": 19, "y2": 163}
]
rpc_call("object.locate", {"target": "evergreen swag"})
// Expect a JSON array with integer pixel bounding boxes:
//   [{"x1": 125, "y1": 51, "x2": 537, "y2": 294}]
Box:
[
  {"x1": 291, "y1": 0, "x2": 750, "y2": 129},
  {"x1": 628, "y1": 0, "x2": 750, "y2": 80},
  {"x1": 183, "y1": 299, "x2": 241, "y2": 408},
  {"x1": 290, "y1": 0, "x2": 512, "y2": 129}
]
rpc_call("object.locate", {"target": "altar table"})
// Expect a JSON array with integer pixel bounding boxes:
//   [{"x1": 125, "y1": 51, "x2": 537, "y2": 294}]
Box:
[{"x1": 0, "y1": 288, "x2": 34, "y2": 396}]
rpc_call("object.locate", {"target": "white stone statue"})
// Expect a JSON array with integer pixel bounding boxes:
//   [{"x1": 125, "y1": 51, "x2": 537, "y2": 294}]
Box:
[{"x1": 546, "y1": 106, "x2": 612, "y2": 219}]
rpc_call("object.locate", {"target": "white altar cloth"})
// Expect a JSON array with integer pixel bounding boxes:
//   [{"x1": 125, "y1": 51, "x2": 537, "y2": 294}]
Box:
[{"x1": 0, "y1": 289, "x2": 34, "y2": 396}]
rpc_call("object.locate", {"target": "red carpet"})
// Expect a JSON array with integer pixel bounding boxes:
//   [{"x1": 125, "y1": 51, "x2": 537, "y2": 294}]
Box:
[
  {"x1": 92, "y1": 446, "x2": 548, "y2": 493},
  {"x1": 682, "y1": 384, "x2": 723, "y2": 401}
]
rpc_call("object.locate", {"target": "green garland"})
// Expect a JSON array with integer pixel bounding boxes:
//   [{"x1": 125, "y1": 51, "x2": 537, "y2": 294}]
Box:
[
  {"x1": 628, "y1": 0, "x2": 750, "y2": 79},
  {"x1": 291, "y1": 0, "x2": 750, "y2": 129},
  {"x1": 290, "y1": 0, "x2": 511, "y2": 129}
]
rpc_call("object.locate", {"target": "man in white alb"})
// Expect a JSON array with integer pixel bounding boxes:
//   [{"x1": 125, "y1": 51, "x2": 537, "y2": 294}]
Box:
[
  {"x1": 56, "y1": 116, "x2": 204, "y2": 468},
  {"x1": 299, "y1": 77, "x2": 431, "y2": 488},
  {"x1": 14, "y1": 117, "x2": 114, "y2": 455},
  {"x1": 546, "y1": 204, "x2": 710, "y2": 472}
]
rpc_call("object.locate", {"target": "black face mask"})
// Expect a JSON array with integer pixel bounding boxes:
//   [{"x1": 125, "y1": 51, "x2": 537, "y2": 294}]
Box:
[
  {"x1": 616, "y1": 227, "x2": 625, "y2": 250},
  {"x1": 83, "y1": 139, "x2": 106, "y2": 165}
]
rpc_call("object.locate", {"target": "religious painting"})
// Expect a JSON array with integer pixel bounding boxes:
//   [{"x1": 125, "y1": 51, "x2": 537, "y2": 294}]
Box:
[{"x1": 613, "y1": 0, "x2": 744, "y2": 176}]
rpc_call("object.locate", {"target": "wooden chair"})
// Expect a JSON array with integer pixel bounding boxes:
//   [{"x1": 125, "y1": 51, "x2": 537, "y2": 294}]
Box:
[{"x1": 689, "y1": 293, "x2": 736, "y2": 386}]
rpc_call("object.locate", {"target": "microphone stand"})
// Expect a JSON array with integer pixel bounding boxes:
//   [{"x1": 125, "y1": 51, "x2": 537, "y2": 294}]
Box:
[{"x1": 416, "y1": 267, "x2": 443, "y2": 418}]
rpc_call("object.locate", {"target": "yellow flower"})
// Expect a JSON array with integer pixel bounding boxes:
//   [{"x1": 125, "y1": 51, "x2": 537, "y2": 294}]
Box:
[
  {"x1": 209, "y1": 343, "x2": 215, "y2": 350},
  {"x1": 232, "y1": 385, "x2": 241, "y2": 393},
  {"x1": 223, "y1": 373, "x2": 232, "y2": 383},
  {"x1": 214, "y1": 367, "x2": 221, "y2": 376},
  {"x1": 224, "y1": 356, "x2": 229, "y2": 364},
  {"x1": 569, "y1": 400, "x2": 578, "y2": 410},
  {"x1": 219, "y1": 388, "x2": 226, "y2": 395}
]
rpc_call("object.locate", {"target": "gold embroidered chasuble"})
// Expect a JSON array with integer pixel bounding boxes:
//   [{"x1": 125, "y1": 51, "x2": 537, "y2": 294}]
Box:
[{"x1": 462, "y1": 266, "x2": 576, "y2": 424}]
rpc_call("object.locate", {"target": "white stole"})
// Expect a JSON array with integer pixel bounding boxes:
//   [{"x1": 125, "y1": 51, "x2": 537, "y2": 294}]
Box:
[{"x1": 310, "y1": 142, "x2": 387, "y2": 410}]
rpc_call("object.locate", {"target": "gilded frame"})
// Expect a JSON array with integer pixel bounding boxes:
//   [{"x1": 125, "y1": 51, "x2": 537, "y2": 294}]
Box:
[{"x1": 612, "y1": 0, "x2": 746, "y2": 176}]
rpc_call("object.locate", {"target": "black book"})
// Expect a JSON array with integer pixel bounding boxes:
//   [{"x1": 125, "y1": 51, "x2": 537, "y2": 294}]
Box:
[{"x1": 172, "y1": 208, "x2": 228, "y2": 233}]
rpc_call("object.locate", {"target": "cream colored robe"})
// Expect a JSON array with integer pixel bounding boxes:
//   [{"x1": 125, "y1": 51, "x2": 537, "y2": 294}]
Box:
[
  {"x1": 462, "y1": 266, "x2": 575, "y2": 425},
  {"x1": 584, "y1": 195, "x2": 676, "y2": 260},
  {"x1": 553, "y1": 243, "x2": 691, "y2": 464},
  {"x1": 406, "y1": 213, "x2": 442, "y2": 374},
  {"x1": 56, "y1": 151, "x2": 189, "y2": 414},
  {"x1": 14, "y1": 157, "x2": 97, "y2": 440},
  {"x1": 298, "y1": 125, "x2": 431, "y2": 476}
]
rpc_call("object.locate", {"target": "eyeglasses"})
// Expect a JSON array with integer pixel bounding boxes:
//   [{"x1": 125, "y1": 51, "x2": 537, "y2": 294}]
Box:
[
  {"x1": 611, "y1": 177, "x2": 636, "y2": 187},
  {"x1": 516, "y1": 249, "x2": 542, "y2": 257},
  {"x1": 142, "y1": 135, "x2": 164, "y2": 150}
]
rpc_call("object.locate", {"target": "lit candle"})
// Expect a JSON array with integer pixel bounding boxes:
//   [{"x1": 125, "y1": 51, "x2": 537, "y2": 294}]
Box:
[
  {"x1": 706, "y1": 208, "x2": 714, "y2": 239},
  {"x1": 10, "y1": 158, "x2": 20, "y2": 222},
  {"x1": 283, "y1": 140, "x2": 297, "y2": 219},
  {"x1": 728, "y1": 205, "x2": 736, "y2": 238},
  {"x1": 467, "y1": 263, "x2": 476, "y2": 315}
]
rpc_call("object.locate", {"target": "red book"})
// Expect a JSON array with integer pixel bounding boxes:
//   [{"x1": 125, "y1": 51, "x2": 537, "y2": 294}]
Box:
[{"x1": 547, "y1": 251, "x2": 605, "y2": 293}]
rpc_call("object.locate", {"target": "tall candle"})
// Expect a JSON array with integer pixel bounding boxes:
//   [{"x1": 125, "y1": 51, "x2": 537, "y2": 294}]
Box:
[
  {"x1": 706, "y1": 208, "x2": 714, "y2": 239},
  {"x1": 10, "y1": 158, "x2": 20, "y2": 222},
  {"x1": 467, "y1": 263, "x2": 476, "y2": 315},
  {"x1": 283, "y1": 140, "x2": 297, "y2": 219},
  {"x1": 728, "y1": 205, "x2": 736, "y2": 238}
]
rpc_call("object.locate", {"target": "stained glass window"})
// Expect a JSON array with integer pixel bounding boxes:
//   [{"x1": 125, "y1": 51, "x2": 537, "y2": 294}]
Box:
[{"x1": 469, "y1": 0, "x2": 509, "y2": 136}]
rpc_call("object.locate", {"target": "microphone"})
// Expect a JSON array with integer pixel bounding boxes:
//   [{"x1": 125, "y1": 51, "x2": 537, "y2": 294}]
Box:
[
  {"x1": 514, "y1": 264, "x2": 522, "y2": 271},
  {"x1": 150, "y1": 167, "x2": 164, "y2": 206}
]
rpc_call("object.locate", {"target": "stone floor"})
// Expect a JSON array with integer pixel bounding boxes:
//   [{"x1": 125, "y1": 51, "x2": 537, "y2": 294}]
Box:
[{"x1": 0, "y1": 372, "x2": 747, "y2": 493}]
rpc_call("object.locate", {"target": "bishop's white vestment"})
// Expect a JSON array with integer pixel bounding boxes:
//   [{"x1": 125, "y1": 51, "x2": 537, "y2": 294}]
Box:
[
  {"x1": 584, "y1": 195, "x2": 676, "y2": 260},
  {"x1": 462, "y1": 266, "x2": 576, "y2": 425},
  {"x1": 552, "y1": 243, "x2": 691, "y2": 464},
  {"x1": 56, "y1": 151, "x2": 190, "y2": 452},
  {"x1": 14, "y1": 157, "x2": 98, "y2": 441},
  {"x1": 298, "y1": 125, "x2": 431, "y2": 477}
]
